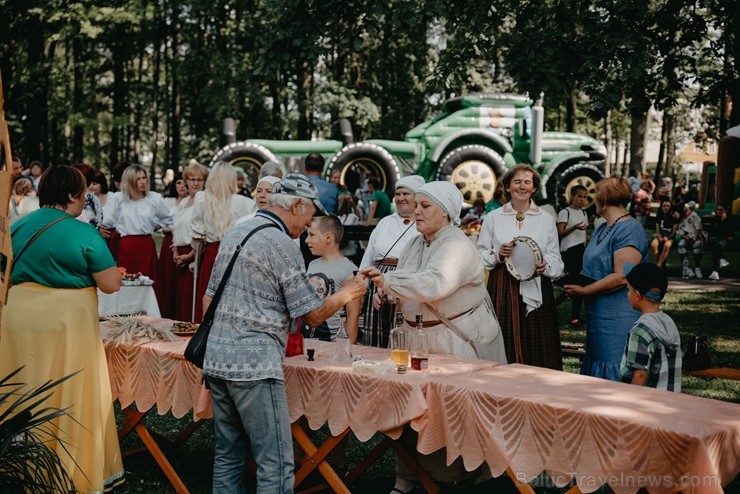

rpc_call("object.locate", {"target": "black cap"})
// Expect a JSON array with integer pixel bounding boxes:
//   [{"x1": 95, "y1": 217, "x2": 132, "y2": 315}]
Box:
[{"x1": 623, "y1": 263, "x2": 668, "y2": 301}]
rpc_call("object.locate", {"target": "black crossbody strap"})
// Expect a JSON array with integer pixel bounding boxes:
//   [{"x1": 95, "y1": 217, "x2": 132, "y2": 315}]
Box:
[
  {"x1": 201, "y1": 223, "x2": 277, "y2": 325},
  {"x1": 12, "y1": 215, "x2": 73, "y2": 267}
]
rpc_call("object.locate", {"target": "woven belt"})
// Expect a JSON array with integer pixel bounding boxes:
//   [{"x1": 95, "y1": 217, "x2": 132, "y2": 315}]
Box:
[{"x1": 405, "y1": 307, "x2": 474, "y2": 328}]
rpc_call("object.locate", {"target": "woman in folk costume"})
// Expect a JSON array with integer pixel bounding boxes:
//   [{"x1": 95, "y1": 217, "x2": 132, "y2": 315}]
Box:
[
  {"x1": 477, "y1": 164, "x2": 564, "y2": 369},
  {"x1": 104, "y1": 164, "x2": 173, "y2": 307},
  {"x1": 171, "y1": 162, "x2": 209, "y2": 321},
  {"x1": 0, "y1": 165, "x2": 125, "y2": 492},
  {"x1": 362, "y1": 180, "x2": 506, "y2": 494},
  {"x1": 159, "y1": 171, "x2": 190, "y2": 318},
  {"x1": 358, "y1": 175, "x2": 425, "y2": 347},
  {"x1": 190, "y1": 161, "x2": 256, "y2": 321}
]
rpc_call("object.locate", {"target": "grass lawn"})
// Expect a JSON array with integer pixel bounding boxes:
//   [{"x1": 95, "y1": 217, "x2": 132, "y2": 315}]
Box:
[{"x1": 118, "y1": 246, "x2": 740, "y2": 494}]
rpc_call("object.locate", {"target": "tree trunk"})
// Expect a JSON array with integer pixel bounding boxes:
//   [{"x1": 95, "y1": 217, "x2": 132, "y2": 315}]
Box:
[
  {"x1": 629, "y1": 102, "x2": 649, "y2": 174},
  {"x1": 603, "y1": 111, "x2": 612, "y2": 176},
  {"x1": 111, "y1": 28, "x2": 126, "y2": 166},
  {"x1": 664, "y1": 112, "x2": 676, "y2": 181},
  {"x1": 565, "y1": 87, "x2": 577, "y2": 133},
  {"x1": 296, "y1": 60, "x2": 311, "y2": 140},
  {"x1": 72, "y1": 37, "x2": 84, "y2": 162},
  {"x1": 150, "y1": 14, "x2": 162, "y2": 179},
  {"x1": 169, "y1": 10, "x2": 181, "y2": 173},
  {"x1": 655, "y1": 110, "x2": 668, "y2": 186},
  {"x1": 26, "y1": 10, "x2": 45, "y2": 164}
]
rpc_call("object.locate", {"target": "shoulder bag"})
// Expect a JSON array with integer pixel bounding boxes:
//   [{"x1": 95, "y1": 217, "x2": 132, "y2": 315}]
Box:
[
  {"x1": 683, "y1": 335, "x2": 712, "y2": 371},
  {"x1": 185, "y1": 223, "x2": 276, "y2": 368}
]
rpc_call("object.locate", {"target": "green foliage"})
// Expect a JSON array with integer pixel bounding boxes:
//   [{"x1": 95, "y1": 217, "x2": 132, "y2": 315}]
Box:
[
  {"x1": 0, "y1": 368, "x2": 79, "y2": 493},
  {"x1": 0, "y1": 0, "x2": 734, "y2": 169}
]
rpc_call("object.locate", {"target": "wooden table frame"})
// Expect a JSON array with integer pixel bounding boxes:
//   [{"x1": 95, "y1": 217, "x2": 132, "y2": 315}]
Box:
[
  {"x1": 117, "y1": 404, "x2": 206, "y2": 494},
  {"x1": 291, "y1": 421, "x2": 443, "y2": 494}
]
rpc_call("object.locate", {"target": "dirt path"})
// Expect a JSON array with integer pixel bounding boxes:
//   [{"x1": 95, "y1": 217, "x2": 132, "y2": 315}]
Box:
[{"x1": 668, "y1": 277, "x2": 740, "y2": 292}]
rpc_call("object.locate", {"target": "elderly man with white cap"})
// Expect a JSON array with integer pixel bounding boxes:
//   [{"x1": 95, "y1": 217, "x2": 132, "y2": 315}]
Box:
[
  {"x1": 359, "y1": 175, "x2": 426, "y2": 347},
  {"x1": 202, "y1": 173, "x2": 366, "y2": 494},
  {"x1": 361, "y1": 180, "x2": 506, "y2": 493}
]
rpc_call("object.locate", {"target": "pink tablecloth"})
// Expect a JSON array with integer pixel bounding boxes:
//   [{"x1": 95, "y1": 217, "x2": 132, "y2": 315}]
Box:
[
  {"x1": 101, "y1": 318, "x2": 212, "y2": 421},
  {"x1": 416, "y1": 364, "x2": 740, "y2": 494},
  {"x1": 284, "y1": 341, "x2": 498, "y2": 441}
]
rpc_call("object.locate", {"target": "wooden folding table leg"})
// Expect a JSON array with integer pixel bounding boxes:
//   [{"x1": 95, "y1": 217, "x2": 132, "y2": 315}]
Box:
[
  {"x1": 118, "y1": 406, "x2": 147, "y2": 442},
  {"x1": 292, "y1": 423, "x2": 351, "y2": 494},
  {"x1": 505, "y1": 467, "x2": 537, "y2": 494},
  {"x1": 133, "y1": 421, "x2": 190, "y2": 494}
]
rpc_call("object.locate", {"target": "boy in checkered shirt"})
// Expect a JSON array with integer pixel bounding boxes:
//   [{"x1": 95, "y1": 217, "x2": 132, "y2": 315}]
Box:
[{"x1": 620, "y1": 262, "x2": 682, "y2": 391}]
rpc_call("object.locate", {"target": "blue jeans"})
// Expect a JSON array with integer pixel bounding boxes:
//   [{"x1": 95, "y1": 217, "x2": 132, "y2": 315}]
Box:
[{"x1": 207, "y1": 376, "x2": 294, "y2": 494}]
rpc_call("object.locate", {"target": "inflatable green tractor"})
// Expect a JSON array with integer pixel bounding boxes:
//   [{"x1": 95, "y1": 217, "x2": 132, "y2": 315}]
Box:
[{"x1": 210, "y1": 93, "x2": 606, "y2": 210}]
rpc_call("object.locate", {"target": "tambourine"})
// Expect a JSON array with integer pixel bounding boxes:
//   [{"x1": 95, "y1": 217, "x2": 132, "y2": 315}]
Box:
[{"x1": 505, "y1": 236, "x2": 543, "y2": 281}]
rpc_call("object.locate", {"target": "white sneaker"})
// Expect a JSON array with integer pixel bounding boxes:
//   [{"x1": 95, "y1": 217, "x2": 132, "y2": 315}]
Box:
[
  {"x1": 720, "y1": 258, "x2": 730, "y2": 268},
  {"x1": 686, "y1": 268, "x2": 696, "y2": 278},
  {"x1": 694, "y1": 267, "x2": 703, "y2": 279},
  {"x1": 709, "y1": 271, "x2": 720, "y2": 280}
]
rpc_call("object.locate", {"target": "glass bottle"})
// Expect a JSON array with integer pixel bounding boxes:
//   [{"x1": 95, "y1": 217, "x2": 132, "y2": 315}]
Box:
[
  {"x1": 335, "y1": 310, "x2": 353, "y2": 363},
  {"x1": 389, "y1": 312, "x2": 409, "y2": 373},
  {"x1": 410, "y1": 314, "x2": 429, "y2": 371}
]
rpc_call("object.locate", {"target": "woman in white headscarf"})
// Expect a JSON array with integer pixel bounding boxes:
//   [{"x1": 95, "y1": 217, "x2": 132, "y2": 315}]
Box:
[
  {"x1": 362, "y1": 181, "x2": 506, "y2": 494},
  {"x1": 358, "y1": 175, "x2": 425, "y2": 347},
  {"x1": 362, "y1": 181, "x2": 506, "y2": 360},
  {"x1": 476, "y1": 164, "x2": 564, "y2": 370}
]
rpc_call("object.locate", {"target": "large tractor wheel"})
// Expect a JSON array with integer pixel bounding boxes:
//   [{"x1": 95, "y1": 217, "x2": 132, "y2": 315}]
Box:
[
  {"x1": 328, "y1": 143, "x2": 400, "y2": 197},
  {"x1": 435, "y1": 144, "x2": 508, "y2": 204},
  {"x1": 209, "y1": 141, "x2": 279, "y2": 193},
  {"x1": 554, "y1": 163, "x2": 603, "y2": 213}
]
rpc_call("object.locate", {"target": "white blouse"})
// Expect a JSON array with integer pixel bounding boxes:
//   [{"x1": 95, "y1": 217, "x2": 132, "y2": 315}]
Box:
[
  {"x1": 104, "y1": 191, "x2": 174, "y2": 236},
  {"x1": 190, "y1": 192, "x2": 256, "y2": 243},
  {"x1": 476, "y1": 201, "x2": 564, "y2": 313},
  {"x1": 359, "y1": 213, "x2": 420, "y2": 269},
  {"x1": 172, "y1": 197, "x2": 196, "y2": 247}
]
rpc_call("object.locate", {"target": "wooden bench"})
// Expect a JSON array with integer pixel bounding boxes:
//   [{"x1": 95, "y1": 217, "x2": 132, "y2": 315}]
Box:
[
  {"x1": 685, "y1": 367, "x2": 740, "y2": 381},
  {"x1": 561, "y1": 342, "x2": 586, "y2": 360}
]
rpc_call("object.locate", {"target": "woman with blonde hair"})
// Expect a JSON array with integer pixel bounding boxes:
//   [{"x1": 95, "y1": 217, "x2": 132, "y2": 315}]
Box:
[
  {"x1": 191, "y1": 161, "x2": 256, "y2": 321},
  {"x1": 103, "y1": 164, "x2": 173, "y2": 307}
]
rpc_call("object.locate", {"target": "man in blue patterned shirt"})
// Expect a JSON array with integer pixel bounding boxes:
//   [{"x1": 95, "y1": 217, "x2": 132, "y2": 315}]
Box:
[
  {"x1": 620, "y1": 262, "x2": 681, "y2": 391},
  {"x1": 202, "y1": 174, "x2": 366, "y2": 494}
]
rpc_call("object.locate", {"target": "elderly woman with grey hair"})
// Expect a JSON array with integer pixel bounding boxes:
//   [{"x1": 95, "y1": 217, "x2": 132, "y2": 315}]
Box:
[
  {"x1": 358, "y1": 175, "x2": 425, "y2": 347},
  {"x1": 361, "y1": 180, "x2": 506, "y2": 494}
]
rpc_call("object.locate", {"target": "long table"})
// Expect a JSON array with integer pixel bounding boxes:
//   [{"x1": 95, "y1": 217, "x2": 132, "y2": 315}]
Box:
[
  {"x1": 101, "y1": 319, "x2": 740, "y2": 494},
  {"x1": 417, "y1": 364, "x2": 740, "y2": 494}
]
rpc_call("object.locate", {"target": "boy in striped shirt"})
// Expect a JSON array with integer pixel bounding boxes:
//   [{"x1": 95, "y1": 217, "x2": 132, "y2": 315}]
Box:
[{"x1": 620, "y1": 262, "x2": 682, "y2": 391}]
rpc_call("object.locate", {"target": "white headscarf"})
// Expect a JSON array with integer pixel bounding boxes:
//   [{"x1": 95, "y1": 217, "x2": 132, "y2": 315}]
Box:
[
  {"x1": 257, "y1": 175, "x2": 281, "y2": 187},
  {"x1": 417, "y1": 181, "x2": 463, "y2": 226},
  {"x1": 395, "y1": 175, "x2": 426, "y2": 194}
]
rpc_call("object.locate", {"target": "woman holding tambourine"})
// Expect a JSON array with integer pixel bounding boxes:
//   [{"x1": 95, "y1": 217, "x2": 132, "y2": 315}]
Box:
[{"x1": 476, "y1": 164, "x2": 564, "y2": 369}]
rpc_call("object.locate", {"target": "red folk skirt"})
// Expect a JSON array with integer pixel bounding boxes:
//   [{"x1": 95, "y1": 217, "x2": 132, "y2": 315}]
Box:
[
  {"x1": 117, "y1": 234, "x2": 161, "y2": 307},
  {"x1": 158, "y1": 233, "x2": 176, "y2": 319},
  {"x1": 175, "y1": 245, "x2": 196, "y2": 322},
  {"x1": 194, "y1": 242, "x2": 219, "y2": 323}
]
